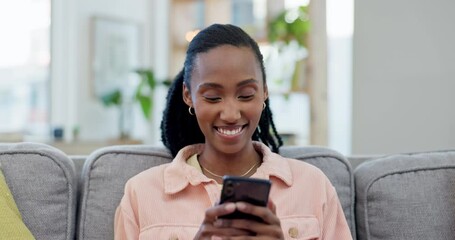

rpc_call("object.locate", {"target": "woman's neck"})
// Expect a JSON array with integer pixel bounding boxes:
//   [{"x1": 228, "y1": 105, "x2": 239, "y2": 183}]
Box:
[{"x1": 198, "y1": 143, "x2": 262, "y2": 179}]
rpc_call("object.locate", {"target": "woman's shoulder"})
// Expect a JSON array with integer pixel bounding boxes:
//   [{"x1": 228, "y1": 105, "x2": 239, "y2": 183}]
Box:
[
  {"x1": 274, "y1": 156, "x2": 337, "y2": 198},
  {"x1": 267, "y1": 149, "x2": 324, "y2": 173},
  {"x1": 278, "y1": 154, "x2": 331, "y2": 183},
  {"x1": 258, "y1": 143, "x2": 323, "y2": 171},
  {"x1": 284, "y1": 156, "x2": 321, "y2": 169},
  {"x1": 125, "y1": 163, "x2": 171, "y2": 187}
]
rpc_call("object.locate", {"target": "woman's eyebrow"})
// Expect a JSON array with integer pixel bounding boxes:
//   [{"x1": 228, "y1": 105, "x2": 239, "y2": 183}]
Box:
[
  {"x1": 196, "y1": 79, "x2": 258, "y2": 91},
  {"x1": 197, "y1": 82, "x2": 223, "y2": 90},
  {"x1": 237, "y1": 78, "x2": 259, "y2": 87}
]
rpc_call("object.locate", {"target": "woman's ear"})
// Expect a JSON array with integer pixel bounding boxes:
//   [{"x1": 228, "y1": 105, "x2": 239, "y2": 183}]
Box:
[{"x1": 182, "y1": 83, "x2": 193, "y2": 107}]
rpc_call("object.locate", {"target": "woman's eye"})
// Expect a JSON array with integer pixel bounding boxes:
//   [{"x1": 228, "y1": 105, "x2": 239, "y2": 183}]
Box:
[
  {"x1": 238, "y1": 95, "x2": 254, "y2": 100},
  {"x1": 204, "y1": 96, "x2": 222, "y2": 102}
]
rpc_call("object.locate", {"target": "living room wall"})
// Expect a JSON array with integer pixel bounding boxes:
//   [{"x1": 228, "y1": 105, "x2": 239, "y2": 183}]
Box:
[
  {"x1": 352, "y1": 0, "x2": 455, "y2": 154},
  {"x1": 50, "y1": 0, "x2": 455, "y2": 153},
  {"x1": 51, "y1": 0, "x2": 157, "y2": 143}
]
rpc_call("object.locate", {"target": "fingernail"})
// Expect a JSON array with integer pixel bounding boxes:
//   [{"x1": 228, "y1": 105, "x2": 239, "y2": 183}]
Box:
[
  {"x1": 225, "y1": 202, "x2": 236, "y2": 211},
  {"x1": 236, "y1": 202, "x2": 246, "y2": 210},
  {"x1": 212, "y1": 236, "x2": 222, "y2": 240}
]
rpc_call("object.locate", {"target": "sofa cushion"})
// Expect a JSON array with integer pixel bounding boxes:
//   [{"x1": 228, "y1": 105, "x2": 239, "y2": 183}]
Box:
[
  {"x1": 78, "y1": 145, "x2": 354, "y2": 240},
  {"x1": 0, "y1": 142, "x2": 77, "y2": 240},
  {"x1": 355, "y1": 150, "x2": 455, "y2": 240},
  {"x1": 77, "y1": 145, "x2": 172, "y2": 240}
]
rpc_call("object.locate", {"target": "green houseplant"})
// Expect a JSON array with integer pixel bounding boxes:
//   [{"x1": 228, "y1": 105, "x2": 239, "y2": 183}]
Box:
[
  {"x1": 268, "y1": 5, "x2": 310, "y2": 48},
  {"x1": 267, "y1": 5, "x2": 311, "y2": 92}
]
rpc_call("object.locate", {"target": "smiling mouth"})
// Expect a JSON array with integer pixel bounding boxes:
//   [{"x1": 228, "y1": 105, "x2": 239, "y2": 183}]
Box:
[{"x1": 215, "y1": 126, "x2": 245, "y2": 136}]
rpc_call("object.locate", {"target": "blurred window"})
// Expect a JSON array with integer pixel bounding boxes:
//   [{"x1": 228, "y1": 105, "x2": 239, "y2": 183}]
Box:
[{"x1": 0, "y1": 0, "x2": 50, "y2": 139}]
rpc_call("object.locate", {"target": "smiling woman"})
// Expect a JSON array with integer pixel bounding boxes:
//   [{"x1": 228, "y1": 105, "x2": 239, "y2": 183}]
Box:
[
  {"x1": 182, "y1": 45, "x2": 267, "y2": 158},
  {"x1": 114, "y1": 24, "x2": 352, "y2": 240}
]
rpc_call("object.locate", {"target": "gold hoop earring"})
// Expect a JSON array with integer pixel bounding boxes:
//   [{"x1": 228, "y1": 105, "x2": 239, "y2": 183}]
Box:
[
  {"x1": 263, "y1": 102, "x2": 266, "y2": 110},
  {"x1": 188, "y1": 106, "x2": 195, "y2": 115}
]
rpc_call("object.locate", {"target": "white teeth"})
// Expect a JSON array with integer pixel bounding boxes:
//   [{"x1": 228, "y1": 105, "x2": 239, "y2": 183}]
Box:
[{"x1": 218, "y1": 127, "x2": 242, "y2": 136}]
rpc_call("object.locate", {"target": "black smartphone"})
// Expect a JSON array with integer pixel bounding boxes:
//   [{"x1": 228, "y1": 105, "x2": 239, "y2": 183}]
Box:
[{"x1": 219, "y1": 176, "x2": 271, "y2": 222}]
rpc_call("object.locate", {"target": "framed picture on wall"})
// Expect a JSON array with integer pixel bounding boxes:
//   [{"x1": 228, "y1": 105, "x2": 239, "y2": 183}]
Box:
[{"x1": 90, "y1": 16, "x2": 142, "y2": 98}]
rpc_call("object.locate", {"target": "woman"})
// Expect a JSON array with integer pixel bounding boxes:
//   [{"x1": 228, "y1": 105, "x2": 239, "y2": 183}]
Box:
[{"x1": 115, "y1": 24, "x2": 352, "y2": 239}]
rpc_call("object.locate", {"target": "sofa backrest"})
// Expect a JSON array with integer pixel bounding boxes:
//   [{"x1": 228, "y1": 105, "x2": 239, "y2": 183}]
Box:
[
  {"x1": 355, "y1": 150, "x2": 455, "y2": 240},
  {"x1": 0, "y1": 142, "x2": 77, "y2": 240},
  {"x1": 77, "y1": 145, "x2": 355, "y2": 240}
]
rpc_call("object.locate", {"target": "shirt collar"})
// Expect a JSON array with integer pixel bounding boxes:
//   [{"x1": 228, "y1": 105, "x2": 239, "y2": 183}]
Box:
[
  {"x1": 163, "y1": 141, "x2": 293, "y2": 194},
  {"x1": 163, "y1": 144, "x2": 211, "y2": 194},
  {"x1": 251, "y1": 142, "x2": 293, "y2": 186}
]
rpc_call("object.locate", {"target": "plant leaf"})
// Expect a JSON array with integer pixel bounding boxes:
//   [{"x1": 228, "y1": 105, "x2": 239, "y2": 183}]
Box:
[
  {"x1": 100, "y1": 90, "x2": 122, "y2": 106},
  {"x1": 135, "y1": 69, "x2": 156, "y2": 90},
  {"x1": 136, "y1": 94, "x2": 152, "y2": 119},
  {"x1": 145, "y1": 71, "x2": 156, "y2": 89}
]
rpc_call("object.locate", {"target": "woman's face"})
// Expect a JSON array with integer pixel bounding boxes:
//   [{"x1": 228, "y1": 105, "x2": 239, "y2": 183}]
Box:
[{"x1": 183, "y1": 45, "x2": 268, "y2": 154}]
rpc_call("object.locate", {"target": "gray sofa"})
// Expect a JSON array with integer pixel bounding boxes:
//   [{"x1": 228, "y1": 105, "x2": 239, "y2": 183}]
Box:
[{"x1": 1, "y1": 142, "x2": 454, "y2": 240}]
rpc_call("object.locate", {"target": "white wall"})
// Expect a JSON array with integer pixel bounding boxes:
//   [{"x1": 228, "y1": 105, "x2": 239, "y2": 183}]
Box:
[
  {"x1": 353, "y1": 0, "x2": 455, "y2": 154},
  {"x1": 327, "y1": 0, "x2": 353, "y2": 155},
  {"x1": 52, "y1": 0, "x2": 159, "y2": 143}
]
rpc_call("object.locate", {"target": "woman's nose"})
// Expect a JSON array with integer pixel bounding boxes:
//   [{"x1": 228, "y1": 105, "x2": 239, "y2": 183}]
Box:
[{"x1": 220, "y1": 101, "x2": 241, "y2": 122}]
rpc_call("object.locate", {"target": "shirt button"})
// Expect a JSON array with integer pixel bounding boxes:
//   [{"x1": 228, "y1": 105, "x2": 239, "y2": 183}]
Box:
[
  {"x1": 288, "y1": 227, "x2": 299, "y2": 238},
  {"x1": 168, "y1": 235, "x2": 178, "y2": 240}
]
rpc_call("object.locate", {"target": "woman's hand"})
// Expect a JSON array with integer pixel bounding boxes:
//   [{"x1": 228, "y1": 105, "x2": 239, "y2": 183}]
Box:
[
  {"x1": 194, "y1": 200, "x2": 284, "y2": 239},
  {"x1": 194, "y1": 202, "x2": 252, "y2": 239}
]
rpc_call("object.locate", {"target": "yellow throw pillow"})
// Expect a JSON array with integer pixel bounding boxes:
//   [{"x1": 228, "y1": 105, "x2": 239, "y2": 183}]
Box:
[{"x1": 0, "y1": 165, "x2": 35, "y2": 240}]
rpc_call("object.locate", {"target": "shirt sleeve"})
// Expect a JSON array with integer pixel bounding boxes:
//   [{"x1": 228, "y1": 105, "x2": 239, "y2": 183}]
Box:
[
  {"x1": 114, "y1": 182, "x2": 140, "y2": 240},
  {"x1": 321, "y1": 186, "x2": 353, "y2": 240}
]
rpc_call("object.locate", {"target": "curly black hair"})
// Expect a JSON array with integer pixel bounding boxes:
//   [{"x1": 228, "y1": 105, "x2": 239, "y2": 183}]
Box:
[{"x1": 160, "y1": 24, "x2": 282, "y2": 157}]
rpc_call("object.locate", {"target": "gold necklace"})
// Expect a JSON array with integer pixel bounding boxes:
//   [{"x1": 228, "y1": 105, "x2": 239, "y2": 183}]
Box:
[{"x1": 200, "y1": 161, "x2": 260, "y2": 178}]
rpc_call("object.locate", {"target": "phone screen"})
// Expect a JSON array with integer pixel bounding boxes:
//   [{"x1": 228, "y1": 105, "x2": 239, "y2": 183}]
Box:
[{"x1": 219, "y1": 176, "x2": 271, "y2": 221}]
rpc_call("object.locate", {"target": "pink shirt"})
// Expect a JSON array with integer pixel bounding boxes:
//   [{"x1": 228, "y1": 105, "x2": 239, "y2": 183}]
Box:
[{"x1": 115, "y1": 142, "x2": 352, "y2": 239}]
